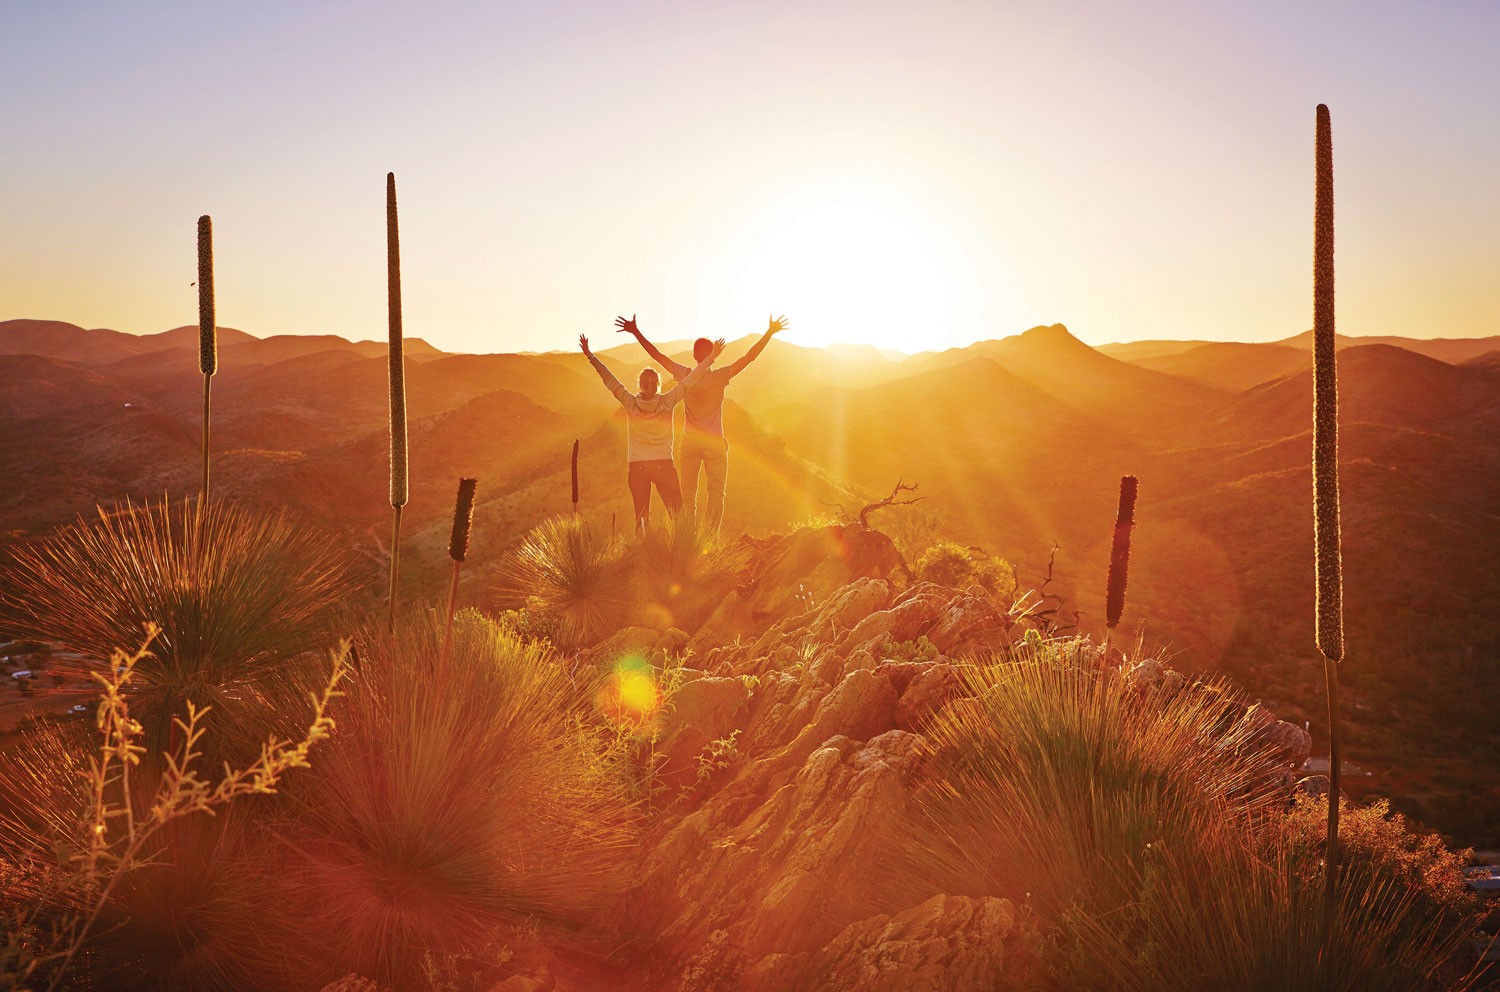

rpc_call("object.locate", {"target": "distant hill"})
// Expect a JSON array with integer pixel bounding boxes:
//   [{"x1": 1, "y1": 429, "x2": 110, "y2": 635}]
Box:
[
  {"x1": 0, "y1": 318, "x2": 444, "y2": 368},
  {"x1": 3, "y1": 316, "x2": 1498, "y2": 843},
  {"x1": 1102, "y1": 330, "x2": 1500, "y2": 387}
]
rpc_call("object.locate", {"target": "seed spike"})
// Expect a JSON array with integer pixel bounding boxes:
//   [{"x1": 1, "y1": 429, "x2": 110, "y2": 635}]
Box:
[{"x1": 1105, "y1": 475, "x2": 1138, "y2": 631}]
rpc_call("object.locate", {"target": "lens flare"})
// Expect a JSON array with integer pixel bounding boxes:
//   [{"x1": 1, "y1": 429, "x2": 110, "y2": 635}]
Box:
[{"x1": 597, "y1": 654, "x2": 661, "y2": 730}]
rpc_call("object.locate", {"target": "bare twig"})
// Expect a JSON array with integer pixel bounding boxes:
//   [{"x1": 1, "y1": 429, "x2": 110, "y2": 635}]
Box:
[{"x1": 857, "y1": 479, "x2": 923, "y2": 530}]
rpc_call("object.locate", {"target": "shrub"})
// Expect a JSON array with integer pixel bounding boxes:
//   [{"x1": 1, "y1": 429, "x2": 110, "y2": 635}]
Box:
[
  {"x1": 906, "y1": 638, "x2": 1482, "y2": 990},
  {"x1": 914, "y1": 540, "x2": 1016, "y2": 600},
  {"x1": 0, "y1": 632, "x2": 343, "y2": 992},
  {"x1": 494, "y1": 514, "x2": 631, "y2": 650},
  {"x1": 909, "y1": 638, "x2": 1283, "y2": 925},
  {"x1": 625, "y1": 518, "x2": 748, "y2": 633},
  {"x1": 2, "y1": 498, "x2": 351, "y2": 767},
  {"x1": 258, "y1": 611, "x2": 637, "y2": 989}
]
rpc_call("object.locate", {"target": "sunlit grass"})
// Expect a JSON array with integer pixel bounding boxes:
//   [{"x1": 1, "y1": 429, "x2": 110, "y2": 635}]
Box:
[
  {"x1": 494, "y1": 514, "x2": 632, "y2": 650},
  {"x1": 258, "y1": 611, "x2": 637, "y2": 989},
  {"x1": 626, "y1": 517, "x2": 747, "y2": 633},
  {"x1": 2, "y1": 498, "x2": 352, "y2": 767},
  {"x1": 907, "y1": 637, "x2": 1483, "y2": 990}
]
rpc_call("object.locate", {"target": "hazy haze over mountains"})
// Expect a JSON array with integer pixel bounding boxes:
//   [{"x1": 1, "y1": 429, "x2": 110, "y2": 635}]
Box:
[{"x1": 3, "y1": 316, "x2": 1499, "y2": 842}]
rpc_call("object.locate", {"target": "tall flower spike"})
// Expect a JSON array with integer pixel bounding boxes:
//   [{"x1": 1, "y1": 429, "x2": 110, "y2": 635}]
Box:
[
  {"x1": 1313, "y1": 104, "x2": 1343, "y2": 664},
  {"x1": 387, "y1": 172, "x2": 408, "y2": 511},
  {"x1": 571, "y1": 439, "x2": 580, "y2": 512},
  {"x1": 1105, "y1": 475, "x2": 1139, "y2": 630},
  {"x1": 197, "y1": 216, "x2": 216, "y2": 377},
  {"x1": 449, "y1": 478, "x2": 477, "y2": 563}
]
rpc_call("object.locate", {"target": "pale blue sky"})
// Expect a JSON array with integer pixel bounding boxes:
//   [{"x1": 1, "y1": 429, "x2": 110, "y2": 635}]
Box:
[{"x1": 4, "y1": 1, "x2": 1497, "y2": 352}]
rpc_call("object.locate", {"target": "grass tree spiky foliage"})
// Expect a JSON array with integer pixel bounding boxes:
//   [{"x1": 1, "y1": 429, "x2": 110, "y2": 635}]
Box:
[
  {"x1": 443, "y1": 476, "x2": 478, "y2": 664},
  {"x1": 1104, "y1": 474, "x2": 1139, "y2": 654},
  {"x1": 197, "y1": 214, "x2": 216, "y2": 501},
  {"x1": 1313, "y1": 102, "x2": 1347, "y2": 955},
  {"x1": 260, "y1": 612, "x2": 637, "y2": 989},
  {"x1": 571, "y1": 438, "x2": 580, "y2": 515},
  {"x1": 386, "y1": 171, "x2": 409, "y2": 627},
  {"x1": 1, "y1": 498, "x2": 351, "y2": 767},
  {"x1": 906, "y1": 639, "x2": 1481, "y2": 990},
  {"x1": 495, "y1": 514, "x2": 632, "y2": 650},
  {"x1": 910, "y1": 639, "x2": 1286, "y2": 926},
  {"x1": 626, "y1": 516, "x2": 749, "y2": 633}
]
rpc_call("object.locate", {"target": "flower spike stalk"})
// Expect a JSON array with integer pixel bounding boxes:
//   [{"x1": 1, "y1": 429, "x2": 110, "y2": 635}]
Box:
[
  {"x1": 1312, "y1": 102, "x2": 1346, "y2": 982},
  {"x1": 571, "y1": 439, "x2": 580, "y2": 515},
  {"x1": 442, "y1": 477, "x2": 478, "y2": 666},
  {"x1": 1103, "y1": 475, "x2": 1138, "y2": 658},
  {"x1": 197, "y1": 215, "x2": 216, "y2": 502},
  {"x1": 387, "y1": 172, "x2": 408, "y2": 628}
]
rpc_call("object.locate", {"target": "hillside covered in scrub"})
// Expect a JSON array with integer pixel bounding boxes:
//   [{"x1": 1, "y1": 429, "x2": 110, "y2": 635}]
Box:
[
  {"x1": 3, "y1": 317, "x2": 1500, "y2": 845},
  {"x1": 0, "y1": 501, "x2": 1490, "y2": 990}
]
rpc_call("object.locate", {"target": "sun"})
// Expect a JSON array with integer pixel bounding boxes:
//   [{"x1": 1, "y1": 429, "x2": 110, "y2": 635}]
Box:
[{"x1": 730, "y1": 192, "x2": 955, "y2": 353}]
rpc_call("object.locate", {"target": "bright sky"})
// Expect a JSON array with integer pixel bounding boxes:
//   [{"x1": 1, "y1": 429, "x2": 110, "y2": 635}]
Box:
[{"x1": 4, "y1": 1, "x2": 1497, "y2": 354}]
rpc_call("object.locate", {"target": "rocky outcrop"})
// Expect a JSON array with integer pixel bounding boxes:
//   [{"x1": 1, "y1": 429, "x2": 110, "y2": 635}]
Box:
[
  {"x1": 612, "y1": 543, "x2": 1309, "y2": 991},
  {"x1": 744, "y1": 893, "x2": 1038, "y2": 992},
  {"x1": 734, "y1": 525, "x2": 903, "y2": 622}
]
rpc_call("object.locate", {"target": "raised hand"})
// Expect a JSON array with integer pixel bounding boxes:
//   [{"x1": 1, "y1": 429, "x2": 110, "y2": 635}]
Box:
[
  {"x1": 578, "y1": 334, "x2": 591, "y2": 356},
  {"x1": 768, "y1": 314, "x2": 788, "y2": 335},
  {"x1": 615, "y1": 314, "x2": 640, "y2": 336},
  {"x1": 711, "y1": 337, "x2": 727, "y2": 360}
]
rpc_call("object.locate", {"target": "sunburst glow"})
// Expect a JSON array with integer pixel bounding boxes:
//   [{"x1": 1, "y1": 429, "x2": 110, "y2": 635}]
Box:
[{"x1": 731, "y1": 191, "x2": 955, "y2": 353}]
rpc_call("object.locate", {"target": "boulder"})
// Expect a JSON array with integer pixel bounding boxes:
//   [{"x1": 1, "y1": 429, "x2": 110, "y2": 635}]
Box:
[
  {"x1": 924, "y1": 593, "x2": 1012, "y2": 656},
  {"x1": 745, "y1": 893, "x2": 1036, "y2": 992},
  {"x1": 634, "y1": 728, "x2": 925, "y2": 981},
  {"x1": 894, "y1": 663, "x2": 962, "y2": 732},
  {"x1": 587, "y1": 626, "x2": 662, "y2": 665},
  {"x1": 658, "y1": 674, "x2": 754, "y2": 792},
  {"x1": 840, "y1": 596, "x2": 944, "y2": 653},
  {"x1": 1258, "y1": 719, "x2": 1313, "y2": 769},
  {"x1": 689, "y1": 591, "x2": 755, "y2": 655}
]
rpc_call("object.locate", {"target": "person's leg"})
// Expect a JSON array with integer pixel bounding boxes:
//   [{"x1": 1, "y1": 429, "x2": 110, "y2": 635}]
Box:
[
  {"x1": 678, "y1": 434, "x2": 705, "y2": 526},
  {"x1": 703, "y1": 436, "x2": 729, "y2": 535},
  {"x1": 651, "y1": 459, "x2": 683, "y2": 518},
  {"x1": 628, "y1": 461, "x2": 652, "y2": 534}
]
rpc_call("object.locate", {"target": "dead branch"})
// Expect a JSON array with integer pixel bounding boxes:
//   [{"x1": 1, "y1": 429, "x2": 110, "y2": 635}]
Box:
[{"x1": 858, "y1": 479, "x2": 923, "y2": 530}]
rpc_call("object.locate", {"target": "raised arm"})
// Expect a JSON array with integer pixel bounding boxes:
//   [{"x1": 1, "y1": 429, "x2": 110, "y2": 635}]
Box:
[
  {"x1": 722, "y1": 314, "x2": 788, "y2": 379},
  {"x1": 580, "y1": 334, "x2": 631, "y2": 408},
  {"x1": 661, "y1": 338, "x2": 725, "y2": 406},
  {"x1": 616, "y1": 314, "x2": 691, "y2": 379}
]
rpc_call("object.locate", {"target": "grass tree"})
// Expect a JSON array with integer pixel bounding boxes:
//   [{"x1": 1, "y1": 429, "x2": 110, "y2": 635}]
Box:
[
  {"x1": 197, "y1": 215, "x2": 216, "y2": 501},
  {"x1": 1312, "y1": 102, "x2": 1347, "y2": 966},
  {"x1": 1103, "y1": 475, "x2": 1139, "y2": 657},
  {"x1": 443, "y1": 476, "x2": 478, "y2": 665},
  {"x1": 571, "y1": 437, "x2": 580, "y2": 515},
  {"x1": 1, "y1": 498, "x2": 351, "y2": 768},
  {"x1": 386, "y1": 172, "x2": 408, "y2": 627}
]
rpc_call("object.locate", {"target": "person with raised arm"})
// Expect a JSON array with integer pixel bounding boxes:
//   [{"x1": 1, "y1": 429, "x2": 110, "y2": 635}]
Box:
[
  {"x1": 614, "y1": 314, "x2": 787, "y2": 535},
  {"x1": 580, "y1": 332, "x2": 725, "y2": 534}
]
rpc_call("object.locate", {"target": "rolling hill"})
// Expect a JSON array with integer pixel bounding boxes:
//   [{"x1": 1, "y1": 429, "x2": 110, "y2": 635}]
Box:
[{"x1": 3, "y1": 316, "x2": 1499, "y2": 843}]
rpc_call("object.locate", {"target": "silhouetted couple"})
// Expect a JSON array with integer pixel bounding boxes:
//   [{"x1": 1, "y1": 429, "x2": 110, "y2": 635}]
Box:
[{"x1": 579, "y1": 314, "x2": 787, "y2": 535}]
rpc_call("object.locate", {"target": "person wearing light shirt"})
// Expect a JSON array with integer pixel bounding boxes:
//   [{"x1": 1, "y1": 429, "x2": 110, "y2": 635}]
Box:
[
  {"x1": 579, "y1": 333, "x2": 724, "y2": 534},
  {"x1": 614, "y1": 314, "x2": 787, "y2": 535}
]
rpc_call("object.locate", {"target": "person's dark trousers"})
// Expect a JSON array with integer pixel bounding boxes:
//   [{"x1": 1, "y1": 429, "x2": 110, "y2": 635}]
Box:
[{"x1": 629, "y1": 458, "x2": 682, "y2": 532}]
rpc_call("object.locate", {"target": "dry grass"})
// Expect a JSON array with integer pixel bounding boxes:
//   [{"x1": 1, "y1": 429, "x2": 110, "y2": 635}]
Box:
[
  {"x1": 906, "y1": 637, "x2": 1483, "y2": 990},
  {"x1": 626, "y1": 517, "x2": 748, "y2": 633},
  {"x1": 2, "y1": 498, "x2": 352, "y2": 766},
  {"x1": 256, "y1": 611, "x2": 637, "y2": 989},
  {"x1": 494, "y1": 515, "x2": 633, "y2": 650}
]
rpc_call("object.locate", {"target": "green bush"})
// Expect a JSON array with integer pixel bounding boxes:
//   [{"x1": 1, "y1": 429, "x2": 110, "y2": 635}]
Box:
[{"x1": 914, "y1": 540, "x2": 1016, "y2": 600}]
